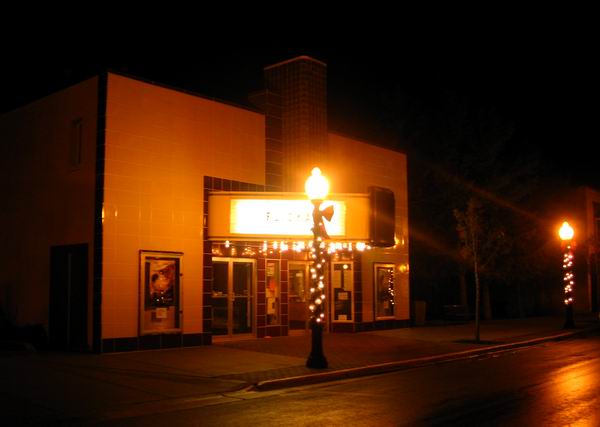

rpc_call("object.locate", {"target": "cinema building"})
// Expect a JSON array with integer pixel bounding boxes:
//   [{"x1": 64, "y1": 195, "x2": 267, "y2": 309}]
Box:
[{"x1": 0, "y1": 56, "x2": 409, "y2": 352}]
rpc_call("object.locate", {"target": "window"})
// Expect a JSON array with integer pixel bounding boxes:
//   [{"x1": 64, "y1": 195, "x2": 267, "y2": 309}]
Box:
[
  {"x1": 594, "y1": 202, "x2": 600, "y2": 245},
  {"x1": 266, "y1": 260, "x2": 280, "y2": 325},
  {"x1": 69, "y1": 118, "x2": 83, "y2": 169},
  {"x1": 332, "y1": 262, "x2": 353, "y2": 322}
]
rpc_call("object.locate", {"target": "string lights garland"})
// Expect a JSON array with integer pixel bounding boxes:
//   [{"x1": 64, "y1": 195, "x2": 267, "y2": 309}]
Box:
[
  {"x1": 308, "y1": 234, "x2": 328, "y2": 325},
  {"x1": 563, "y1": 249, "x2": 574, "y2": 306},
  {"x1": 388, "y1": 268, "x2": 395, "y2": 307},
  {"x1": 212, "y1": 240, "x2": 371, "y2": 258}
]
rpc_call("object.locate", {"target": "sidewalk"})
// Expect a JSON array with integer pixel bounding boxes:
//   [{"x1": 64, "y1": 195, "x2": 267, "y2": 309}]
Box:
[{"x1": 1, "y1": 316, "x2": 598, "y2": 424}]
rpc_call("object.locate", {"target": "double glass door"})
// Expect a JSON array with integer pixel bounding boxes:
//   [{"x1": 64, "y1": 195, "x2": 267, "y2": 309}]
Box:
[{"x1": 212, "y1": 258, "x2": 255, "y2": 337}]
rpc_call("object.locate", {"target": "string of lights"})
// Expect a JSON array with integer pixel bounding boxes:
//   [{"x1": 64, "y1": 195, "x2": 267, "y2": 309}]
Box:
[
  {"x1": 388, "y1": 268, "x2": 395, "y2": 307},
  {"x1": 308, "y1": 234, "x2": 328, "y2": 324},
  {"x1": 563, "y1": 247, "x2": 574, "y2": 306},
  {"x1": 211, "y1": 240, "x2": 373, "y2": 257}
]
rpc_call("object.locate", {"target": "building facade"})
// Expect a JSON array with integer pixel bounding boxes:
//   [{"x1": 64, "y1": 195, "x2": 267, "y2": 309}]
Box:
[
  {"x1": 0, "y1": 57, "x2": 409, "y2": 352},
  {"x1": 570, "y1": 187, "x2": 600, "y2": 314}
]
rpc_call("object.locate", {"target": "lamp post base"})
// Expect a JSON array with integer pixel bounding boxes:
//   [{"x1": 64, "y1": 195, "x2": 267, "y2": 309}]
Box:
[
  {"x1": 306, "y1": 322, "x2": 328, "y2": 369},
  {"x1": 564, "y1": 304, "x2": 576, "y2": 329}
]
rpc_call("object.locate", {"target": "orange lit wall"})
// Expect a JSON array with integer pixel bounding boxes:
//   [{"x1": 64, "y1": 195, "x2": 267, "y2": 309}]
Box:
[
  {"x1": 329, "y1": 133, "x2": 409, "y2": 321},
  {"x1": 0, "y1": 78, "x2": 99, "y2": 333},
  {"x1": 102, "y1": 74, "x2": 265, "y2": 339},
  {"x1": 581, "y1": 186, "x2": 600, "y2": 312},
  {"x1": 582, "y1": 187, "x2": 600, "y2": 254}
]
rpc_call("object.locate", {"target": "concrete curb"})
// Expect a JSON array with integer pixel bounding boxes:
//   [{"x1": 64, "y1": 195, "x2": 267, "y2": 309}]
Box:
[
  {"x1": 254, "y1": 325, "x2": 599, "y2": 391},
  {"x1": 0, "y1": 340, "x2": 36, "y2": 352}
]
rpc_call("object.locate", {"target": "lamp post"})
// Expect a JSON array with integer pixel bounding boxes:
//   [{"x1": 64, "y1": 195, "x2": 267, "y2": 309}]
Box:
[
  {"x1": 559, "y1": 221, "x2": 576, "y2": 328},
  {"x1": 305, "y1": 167, "x2": 332, "y2": 369}
]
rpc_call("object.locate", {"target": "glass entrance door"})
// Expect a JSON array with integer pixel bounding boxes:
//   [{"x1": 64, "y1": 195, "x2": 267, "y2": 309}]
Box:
[
  {"x1": 289, "y1": 262, "x2": 310, "y2": 330},
  {"x1": 212, "y1": 258, "x2": 255, "y2": 337}
]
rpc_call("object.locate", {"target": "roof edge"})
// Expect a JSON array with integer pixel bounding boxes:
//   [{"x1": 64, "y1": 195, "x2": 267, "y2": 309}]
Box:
[
  {"x1": 329, "y1": 131, "x2": 406, "y2": 155},
  {"x1": 106, "y1": 70, "x2": 263, "y2": 115},
  {"x1": 264, "y1": 56, "x2": 327, "y2": 71}
]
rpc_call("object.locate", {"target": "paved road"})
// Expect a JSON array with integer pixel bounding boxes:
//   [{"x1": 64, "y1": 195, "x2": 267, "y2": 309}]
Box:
[{"x1": 101, "y1": 330, "x2": 600, "y2": 426}]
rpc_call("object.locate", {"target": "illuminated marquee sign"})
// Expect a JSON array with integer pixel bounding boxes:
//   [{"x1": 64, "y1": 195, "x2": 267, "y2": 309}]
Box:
[
  {"x1": 208, "y1": 192, "x2": 370, "y2": 241},
  {"x1": 230, "y1": 199, "x2": 346, "y2": 237}
]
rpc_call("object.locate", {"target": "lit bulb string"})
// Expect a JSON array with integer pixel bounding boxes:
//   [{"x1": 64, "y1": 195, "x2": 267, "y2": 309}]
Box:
[
  {"x1": 308, "y1": 210, "x2": 329, "y2": 325},
  {"x1": 563, "y1": 244, "x2": 575, "y2": 306},
  {"x1": 214, "y1": 240, "x2": 372, "y2": 257},
  {"x1": 388, "y1": 269, "x2": 395, "y2": 306},
  {"x1": 256, "y1": 240, "x2": 370, "y2": 255}
]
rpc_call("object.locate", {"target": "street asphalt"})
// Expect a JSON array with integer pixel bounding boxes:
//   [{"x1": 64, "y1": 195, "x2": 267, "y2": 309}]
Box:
[{"x1": 1, "y1": 315, "x2": 599, "y2": 425}]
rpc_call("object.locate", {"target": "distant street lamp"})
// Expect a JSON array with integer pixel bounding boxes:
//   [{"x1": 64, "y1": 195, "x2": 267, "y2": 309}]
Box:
[
  {"x1": 305, "y1": 167, "x2": 333, "y2": 369},
  {"x1": 559, "y1": 221, "x2": 576, "y2": 328}
]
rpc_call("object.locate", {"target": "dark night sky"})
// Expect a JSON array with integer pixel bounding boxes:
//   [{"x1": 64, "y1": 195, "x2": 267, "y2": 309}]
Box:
[{"x1": 1, "y1": 43, "x2": 596, "y2": 188}]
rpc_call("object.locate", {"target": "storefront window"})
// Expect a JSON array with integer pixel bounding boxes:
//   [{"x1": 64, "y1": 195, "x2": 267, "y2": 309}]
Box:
[
  {"x1": 266, "y1": 260, "x2": 280, "y2": 325},
  {"x1": 374, "y1": 263, "x2": 395, "y2": 319},
  {"x1": 332, "y1": 262, "x2": 353, "y2": 321}
]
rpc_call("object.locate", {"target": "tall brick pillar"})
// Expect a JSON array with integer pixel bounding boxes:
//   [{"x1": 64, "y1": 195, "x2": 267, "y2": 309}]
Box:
[{"x1": 264, "y1": 56, "x2": 329, "y2": 192}]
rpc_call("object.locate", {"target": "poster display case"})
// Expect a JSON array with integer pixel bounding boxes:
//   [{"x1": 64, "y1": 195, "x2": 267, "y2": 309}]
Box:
[
  {"x1": 139, "y1": 250, "x2": 183, "y2": 335},
  {"x1": 374, "y1": 263, "x2": 395, "y2": 319}
]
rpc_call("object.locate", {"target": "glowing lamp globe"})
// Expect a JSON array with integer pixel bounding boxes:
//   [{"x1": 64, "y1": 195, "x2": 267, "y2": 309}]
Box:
[
  {"x1": 305, "y1": 167, "x2": 329, "y2": 201},
  {"x1": 558, "y1": 221, "x2": 574, "y2": 241}
]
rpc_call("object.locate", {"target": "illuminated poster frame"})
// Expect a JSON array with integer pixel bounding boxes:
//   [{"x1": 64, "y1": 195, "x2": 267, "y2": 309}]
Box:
[
  {"x1": 374, "y1": 263, "x2": 396, "y2": 319},
  {"x1": 139, "y1": 250, "x2": 183, "y2": 335}
]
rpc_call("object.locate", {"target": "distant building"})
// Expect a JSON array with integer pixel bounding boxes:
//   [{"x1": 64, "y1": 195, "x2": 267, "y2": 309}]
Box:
[
  {"x1": 573, "y1": 187, "x2": 600, "y2": 314},
  {"x1": 0, "y1": 57, "x2": 409, "y2": 352}
]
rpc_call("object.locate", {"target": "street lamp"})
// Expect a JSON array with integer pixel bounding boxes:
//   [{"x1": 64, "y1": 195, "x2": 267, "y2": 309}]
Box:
[
  {"x1": 559, "y1": 221, "x2": 576, "y2": 328},
  {"x1": 305, "y1": 167, "x2": 333, "y2": 369}
]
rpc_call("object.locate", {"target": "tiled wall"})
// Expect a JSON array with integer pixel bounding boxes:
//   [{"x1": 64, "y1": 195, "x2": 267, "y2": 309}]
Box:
[
  {"x1": 2, "y1": 64, "x2": 411, "y2": 352},
  {"x1": 265, "y1": 57, "x2": 328, "y2": 192},
  {"x1": 264, "y1": 90, "x2": 283, "y2": 192},
  {"x1": 203, "y1": 173, "x2": 296, "y2": 339},
  {"x1": 206, "y1": 245, "x2": 292, "y2": 339},
  {"x1": 0, "y1": 77, "x2": 99, "y2": 338},
  {"x1": 329, "y1": 133, "x2": 410, "y2": 322},
  {"x1": 257, "y1": 256, "x2": 289, "y2": 338},
  {"x1": 202, "y1": 177, "x2": 266, "y2": 337},
  {"x1": 582, "y1": 187, "x2": 600, "y2": 312},
  {"x1": 101, "y1": 73, "x2": 265, "y2": 346}
]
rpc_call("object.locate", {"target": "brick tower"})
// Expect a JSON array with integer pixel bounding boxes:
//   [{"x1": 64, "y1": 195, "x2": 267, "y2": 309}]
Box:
[{"x1": 264, "y1": 56, "x2": 329, "y2": 192}]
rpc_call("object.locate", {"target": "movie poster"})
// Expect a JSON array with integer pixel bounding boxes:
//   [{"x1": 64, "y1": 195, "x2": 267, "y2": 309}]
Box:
[{"x1": 139, "y1": 251, "x2": 182, "y2": 334}]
